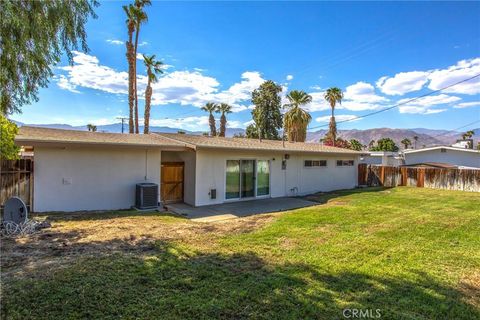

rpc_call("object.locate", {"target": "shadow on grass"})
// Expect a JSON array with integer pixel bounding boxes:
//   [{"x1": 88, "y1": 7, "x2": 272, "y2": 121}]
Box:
[
  {"x1": 2, "y1": 240, "x2": 478, "y2": 320},
  {"x1": 33, "y1": 209, "x2": 184, "y2": 222},
  {"x1": 302, "y1": 186, "x2": 389, "y2": 204}
]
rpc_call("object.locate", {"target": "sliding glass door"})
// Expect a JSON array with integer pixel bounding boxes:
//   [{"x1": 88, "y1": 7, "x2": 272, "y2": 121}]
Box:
[{"x1": 225, "y1": 160, "x2": 270, "y2": 200}]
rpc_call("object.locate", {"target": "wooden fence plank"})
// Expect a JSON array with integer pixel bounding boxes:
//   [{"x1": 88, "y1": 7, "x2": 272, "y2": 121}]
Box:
[{"x1": 0, "y1": 159, "x2": 34, "y2": 213}]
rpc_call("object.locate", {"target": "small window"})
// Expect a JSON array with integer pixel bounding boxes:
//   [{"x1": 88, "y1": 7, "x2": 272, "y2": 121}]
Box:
[
  {"x1": 441, "y1": 148, "x2": 447, "y2": 153},
  {"x1": 337, "y1": 160, "x2": 354, "y2": 166},
  {"x1": 304, "y1": 160, "x2": 327, "y2": 167}
]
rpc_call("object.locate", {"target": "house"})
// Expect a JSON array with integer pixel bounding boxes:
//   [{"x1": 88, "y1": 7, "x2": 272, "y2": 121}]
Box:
[
  {"x1": 360, "y1": 151, "x2": 404, "y2": 166},
  {"x1": 15, "y1": 126, "x2": 362, "y2": 212},
  {"x1": 403, "y1": 146, "x2": 480, "y2": 169}
]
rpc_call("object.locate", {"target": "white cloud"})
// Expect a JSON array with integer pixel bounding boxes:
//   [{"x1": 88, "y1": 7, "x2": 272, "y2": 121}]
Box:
[
  {"x1": 427, "y1": 58, "x2": 480, "y2": 95},
  {"x1": 56, "y1": 75, "x2": 81, "y2": 93},
  {"x1": 106, "y1": 39, "x2": 124, "y2": 45},
  {"x1": 286, "y1": 74, "x2": 294, "y2": 81},
  {"x1": 243, "y1": 119, "x2": 255, "y2": 126},
  {"x1": 136, "y1": 53, "x2": 144, "y2": 60},
  {"x1": 398, "y1": 94, "x2": 460, "y2": 114},
  {"x1": 376, "y1": 71, "x2": 429, "y2": 95},
  {"x1": 138, "y1": 41, "x2": 148, "y2": 47},
  {"x1": 453, "y1": 101, "x2": 480, "y2": 109},
  {"x1": 315, "y1": 114, "x2": 359, "y2": 123},
  {"x1": 149, "y1": 116, "x2": 210, "y2": 131}
]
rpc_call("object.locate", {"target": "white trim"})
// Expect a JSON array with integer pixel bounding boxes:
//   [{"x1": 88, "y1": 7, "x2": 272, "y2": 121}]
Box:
[{"x1": 403, "y1": 146, "x2": 480, "y2": 154}]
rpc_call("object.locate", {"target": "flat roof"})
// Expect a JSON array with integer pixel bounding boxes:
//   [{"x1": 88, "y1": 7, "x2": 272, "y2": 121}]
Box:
[
  {"x1": 403, "y1": 146, "x2": 480, "y2": 154},
  {"x1": 156, "y1": 133, "x2": 363, "y2": 154},
  {"x1": 15, "y1": 126, "x2": 186, "y2": 148}
]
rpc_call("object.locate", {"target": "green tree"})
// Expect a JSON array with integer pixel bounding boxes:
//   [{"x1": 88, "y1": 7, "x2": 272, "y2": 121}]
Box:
[
  {"x1": 201, "y1": 102, "x2": 218, "y2": 136},
  {"x1": 413, "y1": 135, "x2": 419, "y2": 149},
  {"x1": 401, "y1": 138, "x2": 412, "y2": 149},
  {"x1": 87, "y1": 124, "x2": 97, "y2": 132},
  {"x1": 283, "y1": 90, "x2": 312, "y2": 142},
  {"x1": 245, "y1": 123, "x2": 259, "y2": 139},
  {"x1": 251, "y1": 80, "x2": 283, "y2": 140},
  {"x1": 323, "y1": 87, "x2": 343, "y2": 146},
  {"x1": 142, "y1": 54, "x2": 163, "y2": 134},
  {"x1": 370, "y1": 138, "x2": 399, "y2": 152},
  {"x1": 462, "y1": 130, "x2": 475, "y2": 140},
  {"x1": 216, "y1": 103, "x2": 232, "y2": 137},
  {"x1": 349, "y1": 139, "x2": 363, "y2": 151},
  {"x1": 132, "y1": 0, "x2": 151, "y2": 134},
  {"x1": 1, "y1": 0, "x2": 98, "y2": 115},
  {"x1": 0, "y1": 116, "x2": 19, "y2": 159}
]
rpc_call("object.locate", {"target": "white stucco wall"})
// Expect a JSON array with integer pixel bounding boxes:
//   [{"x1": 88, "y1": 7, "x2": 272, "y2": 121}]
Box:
[
  {"x1": 404, "y1": 148, "x2": 480, "y2": 168},
  {"x1": 34, "y1": 146, "x2": 161, "y2": 212},
  {"x1": 161, "y1": 151, "x2": 196, "y2": 205},
  {"x1": 194, "y1": 148, "x2": 359, "y2": 206}
]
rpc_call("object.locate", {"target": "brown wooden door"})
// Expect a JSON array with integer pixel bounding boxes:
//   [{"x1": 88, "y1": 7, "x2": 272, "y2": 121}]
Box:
[{"x1": 161, "y1": 162, "x2": 184, "y2": 203}]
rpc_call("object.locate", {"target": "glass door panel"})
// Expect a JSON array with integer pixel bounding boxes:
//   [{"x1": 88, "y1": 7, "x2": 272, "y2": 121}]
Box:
[
  {"x1": 226, "y1": 160, "x2": 240, "y2": 199},
  {"x1": 241, "y1": 160, "x2": 255, "y2": 198},
  {"x1": 256, "y1": 160, "x2": 270, "y2": 196}
]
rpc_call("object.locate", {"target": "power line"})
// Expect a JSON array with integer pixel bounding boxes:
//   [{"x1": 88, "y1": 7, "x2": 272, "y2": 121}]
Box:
[
  {"x1": 308, "y1": 73, "x2": 480, "y2": 131},
  {"x1": 431, "y1": 120, "x2": 480, "y2": 138}
]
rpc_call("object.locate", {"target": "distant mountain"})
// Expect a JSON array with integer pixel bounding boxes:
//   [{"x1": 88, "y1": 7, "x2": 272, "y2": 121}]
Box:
[{"x1": 13, "y1": 120, "x2": 478, "y2": 149}]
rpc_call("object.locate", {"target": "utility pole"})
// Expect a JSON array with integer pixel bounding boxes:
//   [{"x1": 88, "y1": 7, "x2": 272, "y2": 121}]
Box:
[{"x1": 116, "y1": 117, "x2": 128, "y2": 134}]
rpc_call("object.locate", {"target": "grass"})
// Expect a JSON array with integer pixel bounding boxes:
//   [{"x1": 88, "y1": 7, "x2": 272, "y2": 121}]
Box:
[{"x1": 1, "y1": 187, "x2": 479, "y2": 319}]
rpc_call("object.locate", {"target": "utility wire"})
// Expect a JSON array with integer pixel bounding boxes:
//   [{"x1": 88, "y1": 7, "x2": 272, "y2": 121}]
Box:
[
  {"x1": 430, "y1": 120, "x2": 480, "y2": 138},
  {"x1": 308, "y1": 73, "x2": 480, "y2": 130}
]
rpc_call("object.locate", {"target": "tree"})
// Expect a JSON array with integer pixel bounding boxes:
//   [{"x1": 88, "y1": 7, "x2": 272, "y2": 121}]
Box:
[
  {"x1": 123, "y1": 4, "x2": 137, "y2": 133},
  {"x1": 201, "y1": 102, "x2": 218, "y2": 136},
  {"x1": 251, "y1": 80, "x2": 283, "y2": 140},
  {"x1": 477, "y1": 142, "x2": 480, "y2": 151},
  {"x1": 413, "y1": 135, "x2": 419, "y2": 149},
  {"x1": 216, "y1": 103, "x2": 232, "y2": 137},
  {"x1": 369, "y1": 138, "x2": 399, "y2": 152},
  {"x1": 87, "y1": 124, "x2": 97, "y2": 132},
  {"x1": 283, "y1": 90, "x2": 312, "y2": 142},
  {"x1": 1, "y1": 0, "x2": 98, "y2": 115},
  {"x1": 233, "y1": 132, "x2": 246, "y2": 138},
  {"x1": 322, "y1": 136, "x2": 351, "y2": 149},
  {"x1": 142, "y1": 54, "x2": 163, "y2": 134},
  {"x1": 245, "y1": 123, "x2": 259, "y2": 139},
  {"x1": 462, "y1": 130, "x2": 475, "y2": 140},
  {"x1": 368, "y1": 140, "x2": 376, "y2": 150},
  {"x1": 349, "y1": 139, "x2": 363, "y2": 151},
  {"x1": 132, "y1": 0, "x2": 151, "y2": 134},
  {"x1": 401, "y1": 138, "x2": 412, "y2": 149},
  {"x1": 323, "y1": 87, "x2": 343, "y2": 146},
  {"x1": 0, "y1": 116, "x2": 19, "y2": 159}
]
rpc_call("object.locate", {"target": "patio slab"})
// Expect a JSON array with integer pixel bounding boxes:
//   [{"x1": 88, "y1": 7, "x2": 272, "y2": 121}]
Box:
[{"x1": 165, "y1": 197, "x2": 317, "y2": 222}]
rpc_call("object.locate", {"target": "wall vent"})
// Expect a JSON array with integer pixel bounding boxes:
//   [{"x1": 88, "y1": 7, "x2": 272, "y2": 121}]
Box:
[{"x1": 210, "y1": 189, "x2": 217, "y2": 199}]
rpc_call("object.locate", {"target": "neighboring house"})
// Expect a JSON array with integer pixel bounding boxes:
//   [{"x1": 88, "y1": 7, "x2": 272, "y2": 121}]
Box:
[
  {"x1": 15, "y1": 127, "x2": 362, "y2": 212},
  {"x1": 360, "y1": 151, "x2": 404, "y2": 166},
  {"x1": 403, "y1": 146, "x2": 480, "y2": 169}
]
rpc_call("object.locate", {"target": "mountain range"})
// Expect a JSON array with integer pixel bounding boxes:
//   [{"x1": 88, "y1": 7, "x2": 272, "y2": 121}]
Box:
[{"x1": 13, "y1": 121, "x2": 478, "y2": 150}]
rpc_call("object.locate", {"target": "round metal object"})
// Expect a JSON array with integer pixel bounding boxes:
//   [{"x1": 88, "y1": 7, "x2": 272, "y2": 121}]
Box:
[{"x1": 3, "y1": 197, "x2": 28, "y2": 224}]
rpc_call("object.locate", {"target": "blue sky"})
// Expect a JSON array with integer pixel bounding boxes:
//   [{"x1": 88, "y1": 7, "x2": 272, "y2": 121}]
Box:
[{"x1": 13, "y1": 1, "x2": 480, "y2": 132}]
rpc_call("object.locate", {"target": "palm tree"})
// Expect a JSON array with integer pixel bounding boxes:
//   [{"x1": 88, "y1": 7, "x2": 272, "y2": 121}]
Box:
[
  {"x1": 462, "y1": 130, "x2": 474, "y2": 140},
  {"x1": 324, "y1": 87, "x2": 343, "y2": 146},
  {"x1": 87, "y1": 124, "x2": 97, "y2": 132},
  {"x1": 216, "y1": 103, "x2": 232, "y2": 137},
  {"x1": 413, "y1": 135, "x2": 419, "y2": 149},
  {"x1": 201, "y1": 102, "x2": 218, "y2": 136},
  {"x1": 142, "y1": 54, "x2": 164, "y2": 134},
  {"x1": 123, "y1": 4, "x2": 138, "y2": 133},
  {"x1": 283, "y1": 90, "x2": 312, "y2": 142},
  {"x1": 132, "y1": 0, "x2": 150, "y2": 134},
  {"x1": 401, "y1": 138, "x2": 412, "y2": 149},
  {"x1": 368, "y1": 140, "x2": 375, "y2": 150}
]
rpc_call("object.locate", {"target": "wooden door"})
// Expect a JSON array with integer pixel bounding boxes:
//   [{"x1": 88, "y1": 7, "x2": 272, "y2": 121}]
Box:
[{"x1": 161, "y1": 162, "x2": 184, "y2": 203}]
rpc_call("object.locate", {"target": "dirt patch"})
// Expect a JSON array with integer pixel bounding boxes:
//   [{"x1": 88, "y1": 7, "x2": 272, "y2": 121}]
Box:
[{"x1": 459, "y1": 271, "x2": 480, "y2": 308}]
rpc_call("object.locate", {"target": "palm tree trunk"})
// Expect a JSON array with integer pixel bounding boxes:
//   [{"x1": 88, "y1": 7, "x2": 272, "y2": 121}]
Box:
[
  {"x1": 144, "y1": 80, "x2": 152, "y2": 134},
  {"x1": 209, "y1": 113, "x2": 216, "y2": 136},
  {"x1": 126, "y1": 40, "x2": 135, "y2": 134},
  {"x1": 220, "y1": 113, "x2": 226, "y2": 137},
  {"x1": 133, "y1": 27, "x2": 140, "y2": 134}
]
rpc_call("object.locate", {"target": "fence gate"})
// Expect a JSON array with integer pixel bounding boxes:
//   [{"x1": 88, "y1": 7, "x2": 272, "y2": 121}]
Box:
[{"x1": 0, "y1": 159, "x2": 34, "y2": 214}]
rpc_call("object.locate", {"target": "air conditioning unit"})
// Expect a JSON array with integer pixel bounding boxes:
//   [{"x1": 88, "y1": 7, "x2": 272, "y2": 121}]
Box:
[{"x1": 135, "y1": 183, "x2": 159, "y2": 209}]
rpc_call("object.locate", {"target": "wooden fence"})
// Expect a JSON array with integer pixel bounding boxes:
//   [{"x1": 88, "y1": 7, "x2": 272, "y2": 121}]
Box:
[
  {"x1": 1, "y1": 159, "x2": 34, "y2": 213},
  {"x1": 358, "y1": 164, "x2": 480, "y2": 192}
]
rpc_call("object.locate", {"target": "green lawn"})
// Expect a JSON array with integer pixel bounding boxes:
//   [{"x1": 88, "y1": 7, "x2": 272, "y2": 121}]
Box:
[{"x1": 1, "y1": 187, "x2": 479, "y2": 319}]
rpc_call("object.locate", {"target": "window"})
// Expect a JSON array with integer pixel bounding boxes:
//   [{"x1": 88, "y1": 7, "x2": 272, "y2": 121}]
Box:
[
  {"x1": 304, "y1": 160, "x2": 327, "y2": 167},
  {"x1": 441, "y1": 148, "x2": 447, "y2": 153},
  {"x1": 336, "y1": 160, "x2": 354, "y2": 166}
]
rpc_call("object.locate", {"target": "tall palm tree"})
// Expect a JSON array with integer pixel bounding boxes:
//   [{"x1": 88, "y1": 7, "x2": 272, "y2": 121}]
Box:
[
  {"x1": 123, "y1": 4, "x2": 138, "y2": 133},
  {"x1": 142, "y1": 54, "x2": 164, "y2": 134},
  {"x1": 413, "y1": 135, "x2": 419, "y2": 149},
  {"x1": 283, "y1": 90, "x2": 312, "y2": 142},
  {"x1": 216, "y1": 103, "x2": 232, "y2": 137},
  {"x1": 201, "y1": 102, "x2": 217, "y2": 136},
  {"x1": 401, "y1": 138, "x2": 412, "y2": 149},
  {"x1": 132, "y1": 0, "x2": 150, "y2": 134},
  {"x1": 324, "y1": 87, "x2": 343, "y2": 146}
]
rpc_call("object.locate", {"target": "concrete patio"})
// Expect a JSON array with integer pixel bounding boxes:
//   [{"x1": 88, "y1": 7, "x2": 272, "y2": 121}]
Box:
[{"x1": 165, "y1": 197, "x2": 317, "y2": 222}]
